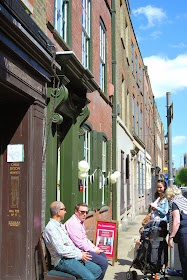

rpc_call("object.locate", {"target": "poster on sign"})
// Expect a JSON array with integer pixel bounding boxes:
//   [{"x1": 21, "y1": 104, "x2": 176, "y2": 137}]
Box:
[{"x1": 93, "y1": 220, "x2": 118, "y2": 265}]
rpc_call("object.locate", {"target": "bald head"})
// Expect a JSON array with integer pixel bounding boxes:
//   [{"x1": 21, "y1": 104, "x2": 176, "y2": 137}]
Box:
[{"x1": 50, "y1": 201, "x2": 63, "y2": 217}]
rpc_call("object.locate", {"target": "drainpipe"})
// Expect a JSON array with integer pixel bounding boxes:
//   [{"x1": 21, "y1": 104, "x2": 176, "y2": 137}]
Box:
[
  {"x1": 142, "y1": 68, "x2": 147, "y2": 207},
  {"x1": 111, "y1": 0, "x2": 117, "y2": 220}
]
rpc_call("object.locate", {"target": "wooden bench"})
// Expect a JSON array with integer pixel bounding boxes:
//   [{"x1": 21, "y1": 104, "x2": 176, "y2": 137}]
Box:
[{"x1": 39, "y1": 236, "x2": 76, "y2": 280}]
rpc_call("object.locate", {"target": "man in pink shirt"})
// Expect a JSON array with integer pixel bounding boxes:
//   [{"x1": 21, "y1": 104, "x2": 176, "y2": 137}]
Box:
[{"x1": 65, "y1": 202, "x2": 108, "y2": 280}]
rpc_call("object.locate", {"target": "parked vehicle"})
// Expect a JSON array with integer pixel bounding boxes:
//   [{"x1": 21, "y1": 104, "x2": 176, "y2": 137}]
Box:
[{"x1": 181, "y1": 186, "x2": 187, "y2": 198}]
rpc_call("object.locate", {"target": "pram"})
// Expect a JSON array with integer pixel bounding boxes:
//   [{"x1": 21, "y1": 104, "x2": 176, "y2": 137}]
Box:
[{"x1": 126, "y1": 220, "x2": 168, "y2": 280}]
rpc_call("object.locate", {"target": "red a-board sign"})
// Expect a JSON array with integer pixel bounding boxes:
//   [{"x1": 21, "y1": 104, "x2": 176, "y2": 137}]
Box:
[{"x1": 93, "y1": 219, "x2": 118, "y2": 266}]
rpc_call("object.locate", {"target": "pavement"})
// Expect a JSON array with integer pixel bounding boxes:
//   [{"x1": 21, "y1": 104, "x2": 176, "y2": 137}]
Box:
[{"x1": 104, "y1": 213, "x2": 183, "y2": 280}]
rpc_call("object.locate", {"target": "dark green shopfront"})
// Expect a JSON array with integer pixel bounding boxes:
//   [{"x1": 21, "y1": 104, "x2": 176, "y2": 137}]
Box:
[{"x1": 45, "y1": 52, "x2": 111, "y2": 223}]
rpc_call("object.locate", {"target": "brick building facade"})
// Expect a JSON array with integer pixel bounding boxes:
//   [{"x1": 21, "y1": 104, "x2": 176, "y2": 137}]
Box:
[
  {"x1": 0, "y1": 0, "x2": 165, "y2": 278},
  {"x1": 43, "y1": 0, "x2": 114, "y2": 241},
  {"x1": 114, "y1": 0, "x2": 165, "y2": 228}
]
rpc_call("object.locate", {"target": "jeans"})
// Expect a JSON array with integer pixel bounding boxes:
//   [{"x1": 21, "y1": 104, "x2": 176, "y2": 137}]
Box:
[
  {"x1": 89, "y1": 252, "x2": 108, "y2": 280},
  {"x1": 55, "y1": 258, "x2": 102, "y2": 280}
]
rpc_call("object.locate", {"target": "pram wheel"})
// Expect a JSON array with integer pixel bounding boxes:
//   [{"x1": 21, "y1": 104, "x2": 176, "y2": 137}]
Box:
[{"x1": 126, "y1": 270, "x2": 137, "y2": 280}]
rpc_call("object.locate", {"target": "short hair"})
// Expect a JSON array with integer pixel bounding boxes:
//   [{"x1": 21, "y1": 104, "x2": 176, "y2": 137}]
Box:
[
  {"x1": 50, "y1": 201, "x2": 63, "y2": 217},
  {"x1": 75, "y1": 202, "x2": 88, "y2": 211},
  {"x1": 165, "y1": 185, "x2": 182, "y2": 200}
]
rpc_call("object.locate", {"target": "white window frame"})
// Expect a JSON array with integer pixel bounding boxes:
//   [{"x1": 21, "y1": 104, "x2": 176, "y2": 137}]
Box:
[
  {"x1": 84, "y1": 130, "x2": 90, "y2": 166},
  {"x1": 54, "y1": 0, "x2": 68, "y2": 41},
  {"x1": 102, "y1": 140, "x2": 106, "y2": 173},
  {"x1": 135, "y1": 53, "x2": 138, "y2": 82},
  {"x1": 138, "y1": 162, "x2": 141, "y2": 195},
  {"x1": 82, "y1": 0, "x2": 90, "y2": 67},
  {"x1": 140, "y1": 110, "x2": 143, "y2": 140},
  {"x1": 133, "y1": 95, "x2": 135, "y2": 132},
  {"x1": 137, "y1": 102, "x2": 139, "y2": 136},
  {"x1": 102, "y1": 140, "x2": 107, "y2": 205},
  {"x1": 100, "y1": 20, "x2": 106, "y2": 92},
  {"x1": 142, "y1": 163, "x2": 144, "y2": 194},
  {"x1": 131, "y1": 41, "x2": 134, "y2": 73},
  {"x1": 83, "y1": 130, "x2": 90, "y2": 204},
  {"x1": 139, "y1": 64, "x2": 142, "y2": 89},
  {"x1": 57, "y1": 146, "x2": 61, "y2": 201}
]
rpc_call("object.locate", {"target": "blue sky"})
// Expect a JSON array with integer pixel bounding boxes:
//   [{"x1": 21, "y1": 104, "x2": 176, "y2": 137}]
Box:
[{"x1": 130, "y1": 0, "x2": 187, "y2": 169}]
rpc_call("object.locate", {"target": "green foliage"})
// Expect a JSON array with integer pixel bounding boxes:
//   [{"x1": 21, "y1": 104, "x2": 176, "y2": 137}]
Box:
[
  {"x1": 175, "y1": 167, "x2": 187, "y2": 186},
  {"x1": 174, "y1": 172, "x2": 182, "y2": 186}
]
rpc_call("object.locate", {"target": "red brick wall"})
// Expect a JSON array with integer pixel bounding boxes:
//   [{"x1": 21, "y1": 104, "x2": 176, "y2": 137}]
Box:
[
  {"x1": 92, "y1": 0, "x2": 112, "y2": 90},
  {"x1": 46, "y1": 0, "x2": 54, "y2": 23},
  {"x1": 87, "y1": 92, "x2": 112, "y2": 138},
  {"x1": 45, "y1": 0, "x2": 113, "y2": 234},
  {"x1": 87, "y1": 0, "x2": 113, "y2": 139},
  {"x1": 85, "y1": 193, "x2": 113, "y2": 241},
  {"x1": 30, "y1": 0, "x2": 46, "y2": 32},
  {"x1": 71, "y1": 1, "x2": 82, "y2": 60},
  {"x1": 86, "y1": 0, "x2": 113, "y2": 233}
]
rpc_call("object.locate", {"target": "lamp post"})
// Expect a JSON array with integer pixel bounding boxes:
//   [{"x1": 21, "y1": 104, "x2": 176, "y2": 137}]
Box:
[
  {"x1": 164, "y1": 134, "x2": 168, "y2": 181},
  {"x1": 166, "y1": 92, "x2": 173, "y2": 187},
  {"x1": 166, "y1": 92, "x2": 174, "y2": 270}
]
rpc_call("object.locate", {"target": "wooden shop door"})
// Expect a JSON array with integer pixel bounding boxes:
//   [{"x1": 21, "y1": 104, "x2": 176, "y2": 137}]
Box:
[{"x1": 0, "y1": 100, "x2": 30, "y2": 280}]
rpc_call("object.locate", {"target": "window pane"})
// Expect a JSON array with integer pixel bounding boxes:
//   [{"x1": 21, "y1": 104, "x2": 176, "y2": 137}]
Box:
[
  {"x1": 102, "y1": 140, "x2": 106, "y2": 172},
  {"x1": 99, "y1": 21, "x2": 106, "y2": 92},
  {"x1": 131, "y1": 41, "x2": 134, "y2": 73},
  {"x1": 84, "y1": 130, "x2": 90, "y2": 167},
  {"x1": 137, "y1": 103, "x2": 139, "y2": 136},
  {"x1": 82, "y1": 31, "x2": 85, "y2": 65},
  {"x1": 82, "y1": 0, "x2": 90, "y2": 67},
  {"x1": 140, "y1": 110, "x2": 142, "y2": 140},
  {"x1": 55, "y1": 0, "x2": 68, "y2": 41},
  {"x1": 139, "y1": 65, "x2": 142, "y2": 89},
  {"x1": 136, "y1": 54, "x2": 138, "y2": 82},
  {"x1": 138, "y1": 162, "x2": 141, "y2": 194},
  {"x1": 133, "y1": 95, "x2": 135, "y2": 132},
  {"x1": 83, "y1": 129, "x2": 90, "y2": 204}
]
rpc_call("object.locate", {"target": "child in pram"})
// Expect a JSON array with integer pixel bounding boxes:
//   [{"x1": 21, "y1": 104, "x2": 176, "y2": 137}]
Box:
[{"x1": 127, "y1": 220, "x2": 168, "y2": 280}]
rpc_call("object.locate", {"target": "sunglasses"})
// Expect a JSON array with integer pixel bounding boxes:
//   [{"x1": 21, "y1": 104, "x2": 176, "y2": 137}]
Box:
[
  {"x1": 60, "y1": 208, "x2": 66, "y2": 211},
  {"x1": 78, "y1": 210, "x2": 88, "y2": 215}
]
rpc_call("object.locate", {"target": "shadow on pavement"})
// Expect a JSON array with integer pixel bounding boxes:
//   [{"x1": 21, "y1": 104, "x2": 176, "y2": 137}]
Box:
[
  {"x1": 117, "y1": 258, "x2": 132, "y2": 266},
  {"x1": 113, "y1": 271, "x2": 128, "y2": 280},
  {"x1": 113, "y1": 271, "x2": 148, "y2": 280}
]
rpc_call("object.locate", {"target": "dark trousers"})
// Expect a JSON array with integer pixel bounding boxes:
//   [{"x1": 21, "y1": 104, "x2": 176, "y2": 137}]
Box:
[
  {"x1": 178, "y1": 231, "x2": 187, "y2": 280},
  {"x1": 89, "y1": 251, "x2": 108, "y2": 280}
]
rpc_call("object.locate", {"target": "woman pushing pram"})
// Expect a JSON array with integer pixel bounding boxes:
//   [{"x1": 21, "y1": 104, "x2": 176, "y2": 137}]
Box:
[{"x1": 126, "y1": 180, "x2": 169, "y2": 280}]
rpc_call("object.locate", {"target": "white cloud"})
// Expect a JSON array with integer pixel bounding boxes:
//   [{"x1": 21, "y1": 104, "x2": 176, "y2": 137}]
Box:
[
  {"x1": 132, "y1": 5, "x2": 166, "y2": 29},
  {"x1": 172, "y1": 136, "x2": 187, "y2": 146},
  {"x1": 170, "y1": 42, "x2": 187, "y2": 49},
  {"x1": 150, "y1": 31, "x2": 162, "y2": 40},
  {"x1": 143, "y1": 54, "x2": 187, "y2": 98}
]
